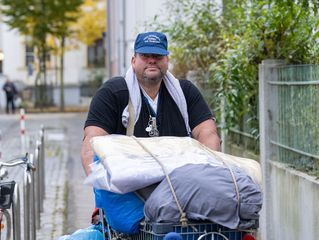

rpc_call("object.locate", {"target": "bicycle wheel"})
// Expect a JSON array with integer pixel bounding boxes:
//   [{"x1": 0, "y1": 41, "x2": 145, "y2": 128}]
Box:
[{"x1": 0, "y1": 209, "x2": 11, "y2": 240}]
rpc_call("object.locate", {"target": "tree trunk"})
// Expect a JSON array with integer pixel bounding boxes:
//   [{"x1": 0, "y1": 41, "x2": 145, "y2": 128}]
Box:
[
  {"x1": 41, "y1": 42, "x2": 48, "y2": 106},
  {"x1": 35, "y1": 40, "x2": 49, "y2": 108},
  {"x1": 34, "y1": 46, "x2": 46, "y2": 109},
  {"x1": 60, "y1": 36, "x2": 65, "y2": 112}
]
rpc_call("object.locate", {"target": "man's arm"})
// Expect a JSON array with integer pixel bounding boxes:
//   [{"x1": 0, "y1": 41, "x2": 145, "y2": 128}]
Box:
[
  {"x1": 81, "y1": 126, "x2": 108, "y2": 176},
  {"x1": 192, "y1": 119, "x2": 221, "y2": 151}
]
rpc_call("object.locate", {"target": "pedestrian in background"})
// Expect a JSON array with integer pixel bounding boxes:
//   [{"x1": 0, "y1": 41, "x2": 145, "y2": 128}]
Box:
[{"x1": 2, "y1": 78, "x2": 17, "y2": 114}]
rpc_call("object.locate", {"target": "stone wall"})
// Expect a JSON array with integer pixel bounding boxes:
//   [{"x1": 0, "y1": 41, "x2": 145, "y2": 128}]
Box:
[{"x1": 268, "y1": 161, "x2": 319, "y2": 240}]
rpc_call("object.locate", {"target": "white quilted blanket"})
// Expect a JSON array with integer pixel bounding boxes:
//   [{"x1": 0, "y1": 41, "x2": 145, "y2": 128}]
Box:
[{"x1": 84, "y1": 135, "x2": 262, "y2": 194}]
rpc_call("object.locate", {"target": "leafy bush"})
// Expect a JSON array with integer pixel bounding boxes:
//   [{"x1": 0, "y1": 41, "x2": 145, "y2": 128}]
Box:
[{"x1": 152, "y1": 0, "x2": 319, "y2": 138}]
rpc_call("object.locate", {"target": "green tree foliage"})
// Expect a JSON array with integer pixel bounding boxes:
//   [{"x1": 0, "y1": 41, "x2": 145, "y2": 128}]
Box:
[
  {"x1": 153, "y1": 0, "x2": 319, "y2": 137},
  {"x1": 47, "y1": 0, "x2": 83, "y2": 111},
  {"x1": 216, "y1": 0, "x2": 319, "y2": 133},
  {"x1": 151, "y1": 0, "x2": 222, "y2": 80},
  {"x1": 1, "y1": 0, "x2": 52, "y2": 107},
  {"x1": 0, "y1": 0, "x2": 83, "y2": 109},
  {"x1": 74, "y1": 0, "x2": 106, "y2": 46}
]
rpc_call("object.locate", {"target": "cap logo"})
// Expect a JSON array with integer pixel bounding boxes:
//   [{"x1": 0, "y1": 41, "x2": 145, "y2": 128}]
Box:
[{"x1": 143, "y1": 35, "x2": 161, "y2": 44}]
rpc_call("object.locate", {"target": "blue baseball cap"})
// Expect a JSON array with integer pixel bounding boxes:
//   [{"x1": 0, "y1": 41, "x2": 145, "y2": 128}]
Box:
[{"x1": 134, "y1": 31, "x2": 169, "y2": 56}]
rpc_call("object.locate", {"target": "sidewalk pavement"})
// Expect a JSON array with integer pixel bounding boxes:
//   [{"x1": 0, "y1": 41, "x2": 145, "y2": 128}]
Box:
[
  {"x1": 0, "y1": 113, "x2": 94, "y2": 239},
  {"x1": 37, "y1": 114, "x2": 95, "y2": 239},
  {"x1": 37, "y1": 133, "x2": 69, "y2": 239}
]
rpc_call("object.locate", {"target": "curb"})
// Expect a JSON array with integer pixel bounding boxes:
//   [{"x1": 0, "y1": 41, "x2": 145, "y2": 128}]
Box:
[{"x1": 37, "y1": 136, "x2": 68, "y2": 239}]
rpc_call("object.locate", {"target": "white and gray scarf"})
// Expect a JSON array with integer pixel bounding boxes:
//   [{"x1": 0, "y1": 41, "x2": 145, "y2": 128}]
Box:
[{"x1": 122, "y1": 66, "x2": 191, "y2": 134}]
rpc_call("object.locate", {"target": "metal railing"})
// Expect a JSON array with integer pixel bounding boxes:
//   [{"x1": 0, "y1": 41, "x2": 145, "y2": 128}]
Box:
[
  {"x1": 259, "y1": 60, "x2": 319, "y2": 240},
  {"x1": 12, "y1": 183, "x2": 21, "y2": 240},
  {"x1": 268, "y1": 64, "x2": 319, "y2": 172},
  {"x1": 0, "y1": 153, "x2": 35, "y2": 240},
  {"x1": 34, "y1": 126, "x2": 45, "y2": 230},
  {"x1": 23, "y1": 154, "x2": 35, "y2": 240},
  {"x1": 0, "y1": 126, "x2": 46, "y2": 240}
]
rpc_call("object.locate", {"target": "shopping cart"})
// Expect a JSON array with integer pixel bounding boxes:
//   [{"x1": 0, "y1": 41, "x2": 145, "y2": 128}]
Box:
[
  {"x1": 101, "y1": 213, "x2": 258, "y2": 240},
  {"x1": 134, "y1": 222, "x2": 257, "y2": 240}
]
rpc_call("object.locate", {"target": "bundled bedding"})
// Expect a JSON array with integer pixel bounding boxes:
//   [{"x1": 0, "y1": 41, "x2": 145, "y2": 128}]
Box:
[
  {"x1": 85, "y1": 135, "x2": 262, "y2": 193},
  {"x1": 85, "y1": 135, "x2": 262, "y2": 233}
]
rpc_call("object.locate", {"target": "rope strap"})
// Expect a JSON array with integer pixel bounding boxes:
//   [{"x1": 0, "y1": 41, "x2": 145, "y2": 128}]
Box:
[
  {"x1": 201, "y1": 145, "x2": 241, "y2": 213},
  {"x1": 130, "y1": 137, "x2": 240, "y2": 226},
  {"x1": 126, "y1": 98, "x2": 135, "y2": 136},
  {"x1": 132, "y1": 136, "x2": 188, "y2": 226}
]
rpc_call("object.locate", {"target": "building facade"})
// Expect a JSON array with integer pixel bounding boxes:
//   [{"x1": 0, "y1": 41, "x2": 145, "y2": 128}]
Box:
[
  {"x1": 106, "y1": 0, "x2": 168, "y2": 77},
  {"x1": 0, "y1": 7, "x2": 106, "y2": 109},
  {"x1": 0, "y1": 0, "x2": 182, "y2": 109}
]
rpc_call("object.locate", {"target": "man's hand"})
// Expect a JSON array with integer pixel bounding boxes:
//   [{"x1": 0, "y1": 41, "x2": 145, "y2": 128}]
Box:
[
  {"x1": 192, "y1": 119, "x2": 221, "y2": 151},
  {"x1": 81, "y1": 126, "x2": 108, "y2": 176}
]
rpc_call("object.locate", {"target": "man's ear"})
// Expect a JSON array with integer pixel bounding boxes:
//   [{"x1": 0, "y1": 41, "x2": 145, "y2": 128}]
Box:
[{"x1": 131, "y1": 55, "x2": 137, "y2": 69}]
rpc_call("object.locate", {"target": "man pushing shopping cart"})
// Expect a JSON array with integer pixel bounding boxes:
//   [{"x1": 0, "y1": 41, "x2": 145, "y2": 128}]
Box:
[{"x1": 78, "y1": 31, "x2": 261, "y2": 240}]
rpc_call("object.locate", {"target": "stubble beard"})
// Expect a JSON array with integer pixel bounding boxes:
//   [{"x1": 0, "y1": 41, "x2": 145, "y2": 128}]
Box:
[{"x1": 142, "y1": 69, "x2": 165, "y2": 86}]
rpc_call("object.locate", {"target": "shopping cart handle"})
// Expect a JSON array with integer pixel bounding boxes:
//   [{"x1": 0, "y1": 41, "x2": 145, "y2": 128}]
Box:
[{"x1": 0, "y1": 167, "x2": 8, "y2": 179}]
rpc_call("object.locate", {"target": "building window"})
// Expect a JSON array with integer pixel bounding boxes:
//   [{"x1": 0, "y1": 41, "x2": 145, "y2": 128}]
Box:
[
  {"x1": 25, "y1": 45, "x2": 34, "y2": 67},
  {"x1": 25, "y1": 45, "x2": 35, "y2": 76},
  {"x1": 0, "y1": 50, "x2": 3, "y2": 74},
  {"x1": 88, "y1": 38, "x2": 105, "y2": 67}
]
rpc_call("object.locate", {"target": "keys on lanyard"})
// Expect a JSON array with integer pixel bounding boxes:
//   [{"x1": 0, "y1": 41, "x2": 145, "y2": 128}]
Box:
[{"x1": 145, "y1": 116, "x2": 159, "y2": 137}]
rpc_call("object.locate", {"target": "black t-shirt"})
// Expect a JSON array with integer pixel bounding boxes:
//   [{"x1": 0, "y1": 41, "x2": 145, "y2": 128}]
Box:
[{"x1": 85, "y1": 76, "x2": 214, "y2": 137}]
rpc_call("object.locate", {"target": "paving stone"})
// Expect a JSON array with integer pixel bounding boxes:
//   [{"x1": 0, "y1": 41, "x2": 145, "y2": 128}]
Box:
[{"x1": 0, "y1": 113, "x2": 94, "y2": 240}]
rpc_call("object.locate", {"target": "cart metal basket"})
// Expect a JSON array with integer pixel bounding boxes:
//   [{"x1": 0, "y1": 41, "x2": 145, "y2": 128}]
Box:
[{"x1": 116, "y1": 222, "x2": 257, "y2": 240}]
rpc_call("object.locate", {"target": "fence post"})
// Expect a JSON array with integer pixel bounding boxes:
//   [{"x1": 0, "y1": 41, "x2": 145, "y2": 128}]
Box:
[
  {"x1": 30, "y1": 153, "x2": 36, "y2": 240},
  {"x1": 220, "y1": 96, "x2": 226, "y2": 152},
  {"x1": 39, "y1": 125, "x2": 45, "y2": 209},
  {"x1": 259, "y1": 59, "x2": 285, "y2": 240},
  {"x1": 34, "y1": 140, "x2": 41, "y2": 229},
  {"x1": 12, "y1": 183, "x2": 21, "y2": 240},
  {"x1": 20, "y1": 108, "x2": 26, "y2": 154},
  {"x1": 23, "y1": 153, "x2": 36, "y2": 240},
  {"x1": 23, "y1": 164, "x2": 31, "y2": 240},
  {"x1": 0, "y1": 130, "x2": 2, "y2": 160}
]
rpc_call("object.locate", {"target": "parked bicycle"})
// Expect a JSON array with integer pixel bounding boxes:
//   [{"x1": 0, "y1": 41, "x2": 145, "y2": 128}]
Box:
[
  {"x1": 0, "y1": 181, "x2": 14, "y2": 240},
  {"x1": 0, "y1": 153, "x2": 35, "y2": 240}
]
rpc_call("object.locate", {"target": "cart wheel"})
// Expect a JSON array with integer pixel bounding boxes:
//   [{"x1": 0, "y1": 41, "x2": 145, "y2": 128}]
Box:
[
  {"x1": 242, "y1": 233, "x2": 256, "y2": 240},
  {"x1": 164, "y1": 232, "x2": 182, "y2": 240},
  {"x1": 198, "y1": 232, "x2": 228, "y2": 240}
]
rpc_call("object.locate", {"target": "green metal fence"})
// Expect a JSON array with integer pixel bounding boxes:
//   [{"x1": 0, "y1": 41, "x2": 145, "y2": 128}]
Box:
[
  {"x1": 269, "y1": 64, "x2": 319, "y2": 175},
  {"x1": 195, "y1": 62, "x2": 318, "y2": 174}
]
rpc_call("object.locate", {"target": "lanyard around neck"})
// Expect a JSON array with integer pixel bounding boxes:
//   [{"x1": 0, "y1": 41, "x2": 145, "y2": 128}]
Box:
[
  {"x1": 141, "y1": 92, "x2": 160, "y2": 136},
  {"x1": 142, "y1": 93, "x2": 158, "y2": 117}
]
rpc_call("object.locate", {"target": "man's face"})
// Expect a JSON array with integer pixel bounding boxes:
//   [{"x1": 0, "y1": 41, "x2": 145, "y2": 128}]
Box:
[{"x1": 131, "y1": 53, "x2": 169, "y2": 85}]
